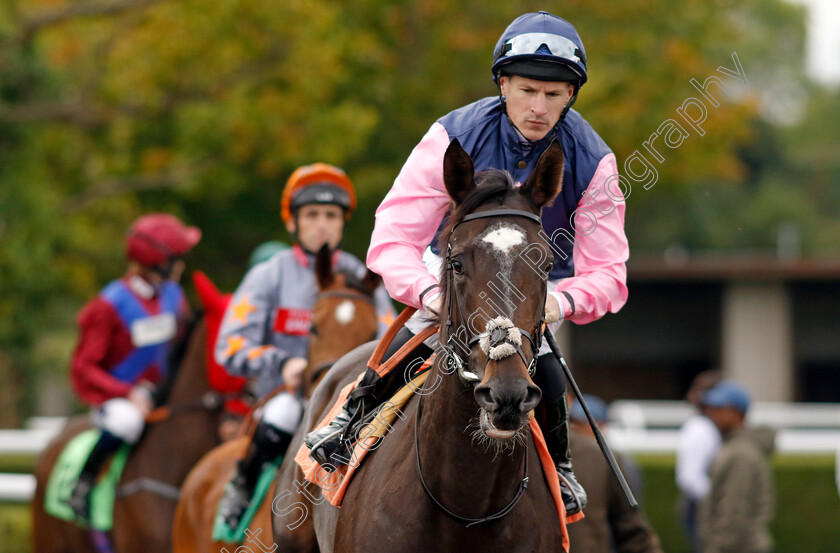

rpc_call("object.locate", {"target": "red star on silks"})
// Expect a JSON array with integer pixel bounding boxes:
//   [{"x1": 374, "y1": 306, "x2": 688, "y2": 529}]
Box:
[
  {"x1": 223, "y1": 335, "x2": 246, "y2": 358},
  {"x1": 229, "y1": 294, "x2": 257, "y2": 325}
]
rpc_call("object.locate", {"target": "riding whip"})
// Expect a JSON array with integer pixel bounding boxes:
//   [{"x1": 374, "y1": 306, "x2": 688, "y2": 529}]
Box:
[{"x1": 543, "y1": 327, "x2": 638, "y2": 508}]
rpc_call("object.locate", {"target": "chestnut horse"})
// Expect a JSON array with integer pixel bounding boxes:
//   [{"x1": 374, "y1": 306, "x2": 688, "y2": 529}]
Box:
[
  {"x1": 172, "y1": 247, "x2": 382, "y2": 553},
  {"x1": 31, "y1": 313, "x2": 226, "y2": 553},
  {"x1": 271, "y1": 139, "x2": 570, "y2": 552}
]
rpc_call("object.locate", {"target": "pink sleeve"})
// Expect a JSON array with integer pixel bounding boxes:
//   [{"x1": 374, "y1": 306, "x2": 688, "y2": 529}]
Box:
[
  {"x1": 367, "y1": 123, "x2": 452, "y2": 308},
  {"x1": 555, "y1": 153, "x2": 629, "y2": 324}
]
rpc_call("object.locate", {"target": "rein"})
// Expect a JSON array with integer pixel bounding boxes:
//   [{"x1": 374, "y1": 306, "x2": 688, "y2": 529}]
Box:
[
  {"x1": 144, "y1": 390, "x2": 228, "y2": 423},
  {"x1": 316, "y1": 289, "x2": 375, "y2": 305},
  {"x1": 414, "y1": 367, "x2": 529, "y2": 527}
]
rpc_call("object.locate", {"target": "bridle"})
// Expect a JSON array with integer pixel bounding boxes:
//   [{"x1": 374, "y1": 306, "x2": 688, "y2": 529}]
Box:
[
  {"x1": 441, "y1": 208, "x2": 547, "y2": 385},
  {"x1": 415, "y1": 206, "x2": 548, "y2": 526},
  {"x1": 307, "y1": 287, "x2": 377, "y2": 386}
]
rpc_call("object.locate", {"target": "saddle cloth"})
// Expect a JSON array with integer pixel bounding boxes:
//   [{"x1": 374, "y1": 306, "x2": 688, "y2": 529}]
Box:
[
  {"x1": 294, "y1": 364, "x2": 579, "y2": 528},
  {"x1": 211, "y1": 456, "x2": 282, "y2": 543},
  {"x1": 44, "y1": 429, "x2": 131, "y2": 530}
]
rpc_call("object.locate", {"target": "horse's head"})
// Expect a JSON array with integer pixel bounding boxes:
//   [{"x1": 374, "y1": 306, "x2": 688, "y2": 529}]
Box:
[
  {"x1": 304, "y1": 245, "x2": 381, "y2": 396},
  {"x1": 438, "y1": 138, "x2": 563, "y2": 442}
]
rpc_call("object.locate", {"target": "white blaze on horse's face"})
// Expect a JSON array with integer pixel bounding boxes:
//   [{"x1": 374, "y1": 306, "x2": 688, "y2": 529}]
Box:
[
  {"x1": 479, "y1": 224, "x2": 526, "y2": 257},
  {"x1": 334, "y1": 300, "x2": 355, "y2": 325}
]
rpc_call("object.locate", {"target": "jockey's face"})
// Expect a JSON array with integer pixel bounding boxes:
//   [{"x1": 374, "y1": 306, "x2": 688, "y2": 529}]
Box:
[
  {"x1": 500, "y1": 75, "x2": 574, "y2": 142},
  {"x1": 287, "y1": 204, "x2": 345, "y2": 252}
]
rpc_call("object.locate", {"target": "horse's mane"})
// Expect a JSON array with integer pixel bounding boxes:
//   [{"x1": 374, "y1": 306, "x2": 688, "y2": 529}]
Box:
[{"x1": 152, "y1": 311, "x2": 202, "y2": 406}]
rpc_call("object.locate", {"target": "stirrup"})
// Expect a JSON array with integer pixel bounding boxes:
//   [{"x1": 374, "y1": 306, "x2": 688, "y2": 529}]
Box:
[
  {"x1": 65, "y1": 479, "x2": 94, "y2": 521},
  {"x1": 219, "y1": 476, "x2": 254, "y2": 529},
  {"x1": 556, "y1": 470, "x2": 585, "y2": 515}
]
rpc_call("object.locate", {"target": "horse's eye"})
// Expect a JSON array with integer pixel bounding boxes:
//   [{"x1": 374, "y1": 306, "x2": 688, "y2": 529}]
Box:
[
  {"x1": 544, "y1": 261, "x2": 554, "y2": 274},
  {"x1": 310, "y1": 324, "x2": 318, "y2": 336},
  {"x1": 451, "y1": 260, "x2": 464, "y2": 275}
]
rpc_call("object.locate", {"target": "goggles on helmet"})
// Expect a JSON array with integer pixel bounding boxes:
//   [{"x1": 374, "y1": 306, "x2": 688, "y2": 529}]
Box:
[{"x1": 497, "y1": 32, "x2": 583, "y2": 66}]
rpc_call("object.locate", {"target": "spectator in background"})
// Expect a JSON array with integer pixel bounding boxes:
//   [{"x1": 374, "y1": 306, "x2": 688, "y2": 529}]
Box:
[
  {"x1": 675, "y1": 370, "x2": 723, "y2": 551},
  {"x1": 699, "y1": 381, "x2": 776, "y2": 553},
  {"x1": 567, "y1": 394, "x2": 663, "y2": 553}
]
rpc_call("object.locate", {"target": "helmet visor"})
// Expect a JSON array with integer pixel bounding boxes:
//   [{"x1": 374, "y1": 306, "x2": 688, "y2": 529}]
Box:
[
  {"x1": 497, "y1": 32, "x2": 583, "y2": 65},
  {"x1": 290, "y1": 182, "x2": 352, "y2": 213}
]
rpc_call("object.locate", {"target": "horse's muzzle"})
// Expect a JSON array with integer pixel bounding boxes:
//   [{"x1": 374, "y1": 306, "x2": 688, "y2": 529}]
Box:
[{"x1": 474, "y1": 375, "x2": 541, "y2": 438}]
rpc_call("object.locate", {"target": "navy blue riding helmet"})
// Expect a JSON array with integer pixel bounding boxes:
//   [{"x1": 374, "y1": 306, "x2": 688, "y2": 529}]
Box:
[{"x1": 491, "y1": 11, "x2": 589, "y2": 119}]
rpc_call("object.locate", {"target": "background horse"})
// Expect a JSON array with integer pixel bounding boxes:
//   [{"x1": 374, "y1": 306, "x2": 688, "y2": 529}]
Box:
[
  {"x1": 172, "y1": 248, "x2": 381, "y2": 553},
  {"x1": 271, "y1": 139, "x2": 570, "y2": 552},
  {"x1": 31, "y1": 311, "x2": 227, "y2": 553}
]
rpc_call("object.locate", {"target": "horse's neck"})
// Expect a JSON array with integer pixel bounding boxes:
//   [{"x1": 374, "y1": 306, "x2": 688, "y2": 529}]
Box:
[
  {"x1": 417, "y1": 361, "x2": 528, "y2": 512},
  {"x1": 128, "y1": 319, "x2": 219, "y2": 482}
]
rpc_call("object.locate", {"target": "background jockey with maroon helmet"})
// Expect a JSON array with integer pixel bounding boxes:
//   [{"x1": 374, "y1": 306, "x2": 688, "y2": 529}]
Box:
[
  {"x1": 304, "y1": 11, "x2": 630, "y2": 517},
  {"x1": 214, "y1": 163, "x2": 395, "y2": 529},
  {"x1": 65, "y1": 213, "x2": 201, "y2": 521}
]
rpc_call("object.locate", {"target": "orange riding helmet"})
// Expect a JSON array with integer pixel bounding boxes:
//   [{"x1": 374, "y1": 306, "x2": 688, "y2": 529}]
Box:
[{"x1": 280, "y1": 163, "x2": 357, "y2": 225}]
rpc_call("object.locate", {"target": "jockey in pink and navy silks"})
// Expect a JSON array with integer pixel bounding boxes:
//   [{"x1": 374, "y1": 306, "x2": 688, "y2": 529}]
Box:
[
  {"x1": 65, "y1": 213, "x2": 201, "y2": 522},
  {"x1": 304, "y1": 11, "x2": 628, "y2": 518},
  {"x1": 367, "y1": 94, "x2": 627, "y2": 323},
  {"x1": 215, "y1": 163, "x2": 395, "y2": 530}
]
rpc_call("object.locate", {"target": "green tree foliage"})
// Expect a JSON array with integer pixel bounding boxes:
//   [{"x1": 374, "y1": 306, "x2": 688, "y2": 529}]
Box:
[{"x1": 0, "y1": 0, "x2": 818, "y2": 419}]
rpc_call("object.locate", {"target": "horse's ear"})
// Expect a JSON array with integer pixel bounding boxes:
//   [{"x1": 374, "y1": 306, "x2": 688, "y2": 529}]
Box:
[
  {"x1": 443, "y1": 138, "x2": 476, "y2": 205},
  {"x1": 315, "y1": 245, "x2": 334, "y2": 289},
  {"x1": 520, "y1": 138, "x2": 564, "y2": 209},
  {"x1": 361, "y1": 270, "x2": 382, "y2": 296}
]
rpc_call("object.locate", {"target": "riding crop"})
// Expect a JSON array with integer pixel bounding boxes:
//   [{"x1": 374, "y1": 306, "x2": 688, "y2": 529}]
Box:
[{"x1": 543, "y1": 327, "x2": 638, "y2": 508}]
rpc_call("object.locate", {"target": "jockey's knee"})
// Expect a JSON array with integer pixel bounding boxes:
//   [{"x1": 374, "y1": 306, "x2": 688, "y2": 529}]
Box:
[
  {"x1": 94, "y1": 398, "x2": 146, "y2": 443},
  {"x1": 261, "y1": 392, "x2": 303, "y2": 434},
  {"x1": 534, "y1": 353, "x2": 567, "y2": 398}
]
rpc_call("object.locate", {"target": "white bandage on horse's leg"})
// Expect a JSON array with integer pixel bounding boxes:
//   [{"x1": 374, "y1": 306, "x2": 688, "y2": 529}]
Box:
[
  {"x1": 261, "y1": 392, "x2": 303, "y2": 434},
  {"x1": 94, "y1": 398, "x2": 146, "y2": 443}
]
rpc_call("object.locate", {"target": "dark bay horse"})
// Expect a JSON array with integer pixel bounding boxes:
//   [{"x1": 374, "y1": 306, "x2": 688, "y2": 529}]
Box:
[
  {"x1": 31, "y1": 312, "x2": 226, "y2": 553},
  {"x1": 172, "y1": 248, "x2": 382, "y2": 553},
  {"x1": 270, "y1": 138, "x2": 569, "y2": 552}
]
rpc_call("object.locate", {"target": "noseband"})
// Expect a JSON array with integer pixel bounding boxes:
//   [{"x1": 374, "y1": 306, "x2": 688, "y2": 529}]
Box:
[{"x1": 442, "y1": 208, "x2": 546, "y2": 384}]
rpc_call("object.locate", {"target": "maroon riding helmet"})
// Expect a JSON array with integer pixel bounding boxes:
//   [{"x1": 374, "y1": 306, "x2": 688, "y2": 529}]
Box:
[{"x1": 126, "y1": 213, "x2": 201, "y2": 276}]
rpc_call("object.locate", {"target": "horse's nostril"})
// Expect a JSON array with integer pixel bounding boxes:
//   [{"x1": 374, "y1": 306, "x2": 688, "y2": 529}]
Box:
[
  {"x1": 474, "y1": 386, "x2": 497, "y2": 411},
  {"x1": 520, "y1": 385, "x2": 542, "y2": 412}
]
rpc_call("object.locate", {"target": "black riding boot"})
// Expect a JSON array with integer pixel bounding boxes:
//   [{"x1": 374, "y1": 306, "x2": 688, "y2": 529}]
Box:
[
  {"x1": 533, "y1": 354, "x2": 588, "y2": 515},
  {"x1": 304, "y1": 327, "x2": 433, "y2": 471},
  {"x1": 219, "y1": 421, "x2": 293, "y2": 529},
  {"x1": 65, "y1": 431, "x2": 124, "y2": 522}
]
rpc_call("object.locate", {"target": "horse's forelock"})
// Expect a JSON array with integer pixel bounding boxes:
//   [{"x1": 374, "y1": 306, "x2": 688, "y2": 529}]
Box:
[
  {"x1": 436, "y1": 169, "x2": 522, "y2": 325},
  {"x1": 436, "y1": 169, "x2": 515, "y2": 253}
]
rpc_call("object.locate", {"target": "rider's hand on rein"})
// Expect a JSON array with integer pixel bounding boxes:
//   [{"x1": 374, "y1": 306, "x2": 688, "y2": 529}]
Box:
[{"x1": 544, "y1": 294, "x2": 562, "y2": 325}]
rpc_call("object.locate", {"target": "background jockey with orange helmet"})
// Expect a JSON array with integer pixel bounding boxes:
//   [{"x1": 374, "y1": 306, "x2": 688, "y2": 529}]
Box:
[
  {"x1": 214, "y1": 163, "x2": 395, "y2": 529},
  {"x1": 65, "y1": 213, "x2": 201, "y2": 522},
  {"x1": 305, "y1": 11, "x2": 630, "y2": 517}
]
